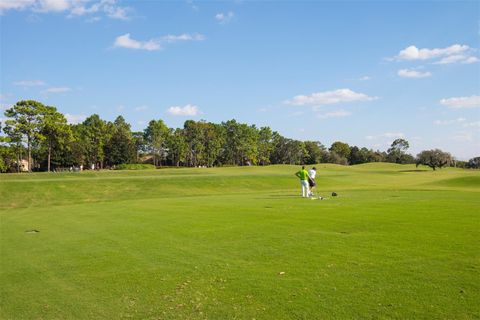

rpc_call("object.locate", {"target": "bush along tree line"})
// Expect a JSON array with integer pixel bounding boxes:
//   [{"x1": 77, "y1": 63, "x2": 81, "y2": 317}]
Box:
[{"x1": 0, "y1": 100, "x2": 478, "y2": 173}]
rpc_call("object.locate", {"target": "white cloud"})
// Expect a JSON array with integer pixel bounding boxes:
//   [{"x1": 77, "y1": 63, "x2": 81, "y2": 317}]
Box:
[
  {"x1": 0, "y1": 0, "x2": 35, "y2": 13},
  {"x1": 288, "y1": 111, "x2": 305, "y2": 117},
  {"x1": 65, "y1": 113, "x2": 86, "y2": 124},
  {"x1": 79, "y1": 0, "x2": 130, "y2": 20},
  {"x1": 366, "y1": 132, "x2": 405, "y2": 140},
  {"x1": 35, "y1": 0, "x2": 70, "y2": 12},
  {"x1": 392, "y1": 44, "x2": 478, "y2": 65},
  {"x1": 186, "y1": 0, "x2": 199, "y2": 11},
  {"x1": 440, "y1": 95, "x2": 480, "y2": 109},
  {"x1": 85, "y1": 16, "x2": 101, "y2": 23},
  {"x1": 463, "y1": 121, "x2": 480, "y2": 128},
  {"x1": 364, "y1": 133, "x2": 407, "y2": 151},
  {"x1": 134, "y1": 105, "x2": 148, "y2": 112},
  {"x1": 395, "y1": 44, "x2": 470, "y2": 61},
  {"x1": 13, "y1": 80, "x2": 45, "y2": 86},
  {"x1": 461, "y1": 56, "x2": 480, "y2": 64},
  {"x1": 1, "y1": 0, "x2": 131, "y2": 20},
  {"x1": 433, "y1": 54, "x2": 479, "y2": 65},
  {"x1": 44, "y1": 87, "x2": 71, "y2": 93},
  {"x1": 285, "y1": 88, "x2": 378, "y2": 107},
  {"x1": 434, "y1": 118, "x2": 466, "y2": 125},
  {"x1": 113, "y1": 33, "x2": 205, "y2": 51},
  {"x1": 398, "y1": 69, "x2": 432, "y2": 78},
  {"x1": 100, "y1": 1, "x2": 129, "y2": 20},
  {"x1": 161, "y1": 33, "x2": 205, "y2": 43},
  {"x1": 358, "y1": 76, "x2": 371, "y2": 81},
  {"x1": 215, "y1": 11, "x2": 234, "y2": 24},
  {"x1": 113, "y1": 33, "x2": 161, "y2": 51},
  {"x1": 451, "y1": 131, "x2": 473, "y2": 142},
  {"x1": 69, "y1": 4, "x2": 91, "y2": 15},
  {"x1": 167, "y1": 104, "x2": 200, "y2": 116},
  {"x1": 317, "y1": 110, "x2": 352, "y2": 119}
]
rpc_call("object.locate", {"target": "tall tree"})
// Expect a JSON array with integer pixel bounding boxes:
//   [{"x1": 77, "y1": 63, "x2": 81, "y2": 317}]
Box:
[
  {"x1": 183, "y1": 120, "x2": 205, "y2": 167},
  {"x1": 221, "y1": 119, "x2": 240, "y2": 165},
  {"x1": 0, "y1": 122, "x2": 16, "y2": 173},
  {"x1": 132, "y1": 131, "x2": 146, "y2": 163},
  {"x1": 287, "y1": 140, "x2": 308, "y2": 165},
  {"x1": 257, "y1": 127, "x2": 274, "y2": 165},
  {"x1": 203, "y1": 122, "x2": 225, "y2": 167},
  {"x1": 2, "y1": 119, "x2": 24, "y2": 172},
  {"x1": 360, "y1": 147, "x2": 377, "y2": 163},
  {"x1": 66, "y1": 124, "x2": 87, "y2": 167},
  {"x1": 329, "y1": 141, "x2": 351, "y2": 159},
  {"x1": 40, "y1": 106, "x2": 72, "y2": 172},
  {"x1": 144, "y1": 119, "x2": 169, "y2": 166},
  {"x1": 387, "y1": 138, "x2": 410, "y2": 164},
  {"x1": 329, "y1": 141, "x2": 350, "y2": 164},
  {"x1": 222, "y1": 120, "x2": 259, "y2": 165},
  {"x1": 80, "y1": 114, "x2": 109, "y2": 169},
  {"x1": 329, "y1": 151, "x2": 348, "y2": 165},
  {"x1": 105, "y1": 116, "x2": 135, "y2": 166},
  {"x1": 304, "y1": 141, "x2": 326, "y2": 165},
  {"x1": 166, "y1": 128, "x2": 188, "y2": 167},
  {"x1": 0, "y1": 141, "x2": 11, "y2": 173},
  {"x1": 348, "y1": 146, "x2": 372, "y2": 165},
  {"x1": 271, "y1": 134, "x2": 308, "y2": 165},
  {"x1": 4, "y1": 100, "x2": 45, "y2": 172},
  {"x1": 270, "y1": 132, "x2": 288, "y2": 164}
]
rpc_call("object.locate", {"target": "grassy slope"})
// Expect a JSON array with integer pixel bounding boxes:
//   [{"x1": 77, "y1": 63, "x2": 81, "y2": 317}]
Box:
[{"x1": 0, "y1": 164, "x2": 479, "y2": 319}]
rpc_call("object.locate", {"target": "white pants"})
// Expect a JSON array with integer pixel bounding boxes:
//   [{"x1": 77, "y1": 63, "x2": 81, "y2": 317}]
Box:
[{"x1": 301, "y1": 180, "x2": 310, "y2": 197}]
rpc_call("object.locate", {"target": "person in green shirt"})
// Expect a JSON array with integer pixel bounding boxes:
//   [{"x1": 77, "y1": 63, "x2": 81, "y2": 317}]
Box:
[{"x1": 295, "y1": 166, "x2": 311, "y2": 198}]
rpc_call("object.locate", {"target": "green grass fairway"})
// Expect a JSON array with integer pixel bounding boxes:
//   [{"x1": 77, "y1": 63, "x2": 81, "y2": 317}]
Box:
[{"x1": 1, "y1": 164, "x2": 479, "y2": 319}]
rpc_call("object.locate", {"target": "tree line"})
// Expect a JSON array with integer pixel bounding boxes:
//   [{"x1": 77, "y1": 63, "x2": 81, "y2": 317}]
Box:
[{"x1": 0, "y1": 100, "x2": 478, "y2": 173}]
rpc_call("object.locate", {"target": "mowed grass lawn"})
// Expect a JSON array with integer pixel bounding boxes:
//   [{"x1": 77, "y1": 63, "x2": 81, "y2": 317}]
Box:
[{"x1": 1, "y1": 164, "x2": 479, "y2": 319}]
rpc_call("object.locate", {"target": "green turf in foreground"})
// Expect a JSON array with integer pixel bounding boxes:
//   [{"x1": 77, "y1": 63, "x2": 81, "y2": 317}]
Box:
[{"x1": 1, "y1": 164, "x2": 479, "y2": 319}]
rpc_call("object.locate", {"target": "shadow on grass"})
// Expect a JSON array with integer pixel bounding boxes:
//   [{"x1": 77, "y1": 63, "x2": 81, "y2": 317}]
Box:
[{"x1": 399, "y1": 169, "x2": 429, "y2": 172}]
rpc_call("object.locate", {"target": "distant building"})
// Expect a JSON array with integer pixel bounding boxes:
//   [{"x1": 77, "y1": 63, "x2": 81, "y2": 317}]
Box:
[{"x1": 15, "y1": 159, "x2": 29, "y2": 172}]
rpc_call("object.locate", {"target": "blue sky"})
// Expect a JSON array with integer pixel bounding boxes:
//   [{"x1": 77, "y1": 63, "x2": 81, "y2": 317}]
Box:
[{"x1": 1, "y1": 0, "x2": 479, "y2": 159}]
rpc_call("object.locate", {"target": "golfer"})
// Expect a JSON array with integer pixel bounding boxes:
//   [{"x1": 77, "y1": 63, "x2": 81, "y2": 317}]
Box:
[
  {"x1": 295, "y1": 166, "x2": 311, "y2": 198},
  {"x1": 308, "y1": 167, "x2": 317, "y2": 197}
]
